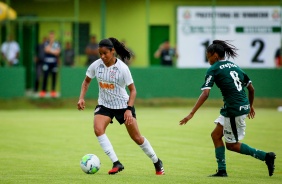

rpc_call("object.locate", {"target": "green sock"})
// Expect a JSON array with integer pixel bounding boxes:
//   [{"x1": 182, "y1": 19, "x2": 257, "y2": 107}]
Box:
[
  {"x1": 215, "y1": 146, "x2": 226, "y2": 171},
  {"x1": 240, "y1": 143, "x2": 266, "y2": 161}
]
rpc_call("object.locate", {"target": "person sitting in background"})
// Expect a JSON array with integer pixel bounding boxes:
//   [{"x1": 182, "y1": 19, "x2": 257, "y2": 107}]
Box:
[
  {"x1": 85, "y1": 35, "x2": 99, "y2": 66},
  {"x1": 154, "y1": 40, "x2": 178, "y2": 67},
  {"x1": 1, "y1": 34, "x2": 20, "y2": 67},
  {"x1": 63, "y1": 41, "x2": 75, "y2": 67}
]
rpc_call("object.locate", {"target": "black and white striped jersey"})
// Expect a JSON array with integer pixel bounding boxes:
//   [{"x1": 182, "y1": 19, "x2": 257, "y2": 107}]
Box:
[{"x1": 86, "y1": 58, "x2": 133, "y2": 109}]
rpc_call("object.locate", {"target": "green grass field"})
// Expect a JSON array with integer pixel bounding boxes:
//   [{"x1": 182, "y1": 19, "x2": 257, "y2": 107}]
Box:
[{"x1": 0, "y1": 107, "x2": 281, "y2": 184}]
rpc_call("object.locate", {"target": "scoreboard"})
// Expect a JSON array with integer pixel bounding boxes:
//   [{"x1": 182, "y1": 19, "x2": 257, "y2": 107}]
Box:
[{"x1": 177, "y1": 6, "x2": 281, "y2": 68}]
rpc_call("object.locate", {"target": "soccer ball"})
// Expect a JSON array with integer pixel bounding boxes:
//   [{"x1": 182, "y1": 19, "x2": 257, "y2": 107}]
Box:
[{"x1": 80, "y1": 154, "x2": 101, "y2": 174}]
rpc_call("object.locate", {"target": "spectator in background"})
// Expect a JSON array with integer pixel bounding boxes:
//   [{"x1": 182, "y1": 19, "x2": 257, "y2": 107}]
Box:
[
  {"x1": 274, "y1": 48, "x2": 282, "y2": 68},
  {"x1": 1, "y1": 34, "x2": 20, "y2": 66},
  {"x1": 34, "y1": 36, "x2": 47, "y2": 93},
  {"x1": 85, "y1": 35, "x2": 99, "y2": 66},
  {"x1": 39, "y1": 31, "x2": 61, "y2": 98},
  {"x1": 63, "y1": 41, "x2": 75, "y2": 67},
  {"x1": 154, "y1": 40, "x2": 178, "y2": 66},
  {"x1": 120, "y1": 39, "x2": 135, "y2": 66}
]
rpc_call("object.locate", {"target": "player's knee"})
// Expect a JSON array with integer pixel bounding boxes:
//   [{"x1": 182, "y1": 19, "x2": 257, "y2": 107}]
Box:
[
  {"x1": 131, "y1": 135, "x2": 144, "y2": 145},
  {"x1": 211, "y1": 131, "x2": 221, "y2": 140},
  {"x1": 94, "y1": 127, "x2": 104, "y2": 136}
]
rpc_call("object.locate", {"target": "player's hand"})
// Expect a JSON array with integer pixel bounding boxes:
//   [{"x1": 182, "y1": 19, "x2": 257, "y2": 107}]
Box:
[
  {"x1": 179, "y1": 113, "x2": 194, "y2": 125},
  {"x1": 124, "y1": 110, "x2": 133, "y2": 125},
  {"x1": 77, "y1": 99, "x2": 85, "y2": 110},
  {"x1": 248, "y1": 106, "x2": 255, "y2": 119}
]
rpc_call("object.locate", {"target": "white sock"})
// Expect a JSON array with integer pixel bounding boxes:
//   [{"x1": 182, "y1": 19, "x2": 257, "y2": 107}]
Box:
[
  {"x1": 97, "y1": 134, "x2": 118, "y2": 163},
  {"x1": 139, "y1": 137, "x2": 158, "y2": 163}
]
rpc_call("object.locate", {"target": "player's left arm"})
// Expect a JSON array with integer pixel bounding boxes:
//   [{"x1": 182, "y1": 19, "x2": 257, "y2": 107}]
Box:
[
  {"x1": 243, "y1": 72, "x2": 255, "y2": 119},
  {"x1": 124, "y1": 83, "x2": 136, "y2": 125},
  {"x1": 247, "y1": 83, "x2": 255, "y2": 119},
  {"x1": 127, "y1": 83, "x2": 136, "y2": 107}
]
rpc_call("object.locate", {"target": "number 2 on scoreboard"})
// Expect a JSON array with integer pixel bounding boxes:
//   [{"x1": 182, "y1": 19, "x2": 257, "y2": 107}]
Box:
[{"x1": 201, "y1": 39, "x2": 265, "y2": 63}]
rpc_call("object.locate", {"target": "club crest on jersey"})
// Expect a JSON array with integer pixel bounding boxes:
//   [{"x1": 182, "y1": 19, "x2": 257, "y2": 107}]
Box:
[
  {"x1": 110, "y1": 70, "x2": 116, "y2": 78},
  {"x1": 99, "y1": 81, "x2": 115, "y2": 89}
]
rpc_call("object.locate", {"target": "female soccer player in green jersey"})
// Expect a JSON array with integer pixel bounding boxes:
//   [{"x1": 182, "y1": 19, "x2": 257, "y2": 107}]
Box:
[{"x1": 179, "y1": 40, "x2": 276, "y2": 177}]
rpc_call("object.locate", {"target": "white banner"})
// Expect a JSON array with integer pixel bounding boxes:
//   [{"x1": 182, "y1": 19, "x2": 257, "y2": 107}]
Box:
[{"x1": 177, "y1": 6, "x2": 281, "y2": 68}]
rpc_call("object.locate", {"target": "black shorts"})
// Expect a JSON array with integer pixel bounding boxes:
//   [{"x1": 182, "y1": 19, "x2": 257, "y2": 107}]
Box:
[{"x1": 94, "y1": 105, "x2": 136, "y2": 124}]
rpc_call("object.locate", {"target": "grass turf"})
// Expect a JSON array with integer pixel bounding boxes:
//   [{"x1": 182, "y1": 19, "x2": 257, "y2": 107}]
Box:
[{"x1": 0, "y1": 107, "x2": 281, "y2": 184}]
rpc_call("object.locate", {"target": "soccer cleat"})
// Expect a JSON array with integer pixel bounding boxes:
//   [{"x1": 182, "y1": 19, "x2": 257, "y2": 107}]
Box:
[
  {"x1": 108, "y1": 161, "x2": 124, "y2": 175},
  {"x1": 265, "y1": 152, "x2": 276, "y2": 176},
  {"x1": 154, "y1": 159, "x2": 165, "y2": 175},
  {"x1": 208, "y1": 170, "x2": 228, "y2": 177}
]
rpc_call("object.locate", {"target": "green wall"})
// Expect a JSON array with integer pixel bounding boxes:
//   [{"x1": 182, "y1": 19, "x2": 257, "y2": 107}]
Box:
[
  {"x1": 0, "y1": 67, "x2": 281, "y2": 99},
  {"x1": 0, "y1": 67, "x2": 25, "y2": 98},
  {"x1": 60, "y1": 67, "x2": 282, "y2": 99}
]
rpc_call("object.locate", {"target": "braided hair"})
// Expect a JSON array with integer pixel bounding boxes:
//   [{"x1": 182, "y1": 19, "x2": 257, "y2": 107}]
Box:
[
  {"x1": 98, "y1": 37, "x2": 132, "y2": 62},
  {"x1": 206, "y1": 40, "x2": 238, "y2": 59}
]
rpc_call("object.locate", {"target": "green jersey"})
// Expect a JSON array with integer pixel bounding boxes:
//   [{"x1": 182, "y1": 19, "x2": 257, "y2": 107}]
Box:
[{"x1": 201, "y1": 60, "x2": 251, "y2": 117}]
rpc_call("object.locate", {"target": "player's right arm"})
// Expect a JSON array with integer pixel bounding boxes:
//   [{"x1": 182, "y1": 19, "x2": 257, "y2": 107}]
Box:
[
  {"x1": 179, "y1": 89, "x2": 210, "y2": 125},
  {"x1": 77, "y1": 76, "x2": 92, "y2": 110}
]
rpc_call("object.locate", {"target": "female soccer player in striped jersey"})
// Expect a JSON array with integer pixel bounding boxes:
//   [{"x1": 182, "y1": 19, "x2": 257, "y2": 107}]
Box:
[
  {"x1": 179, "y1": 40, "x2": 276, "y2": 177},
  {"x1": 77, "y1": 37, "x2": 164, "y2": 175}
]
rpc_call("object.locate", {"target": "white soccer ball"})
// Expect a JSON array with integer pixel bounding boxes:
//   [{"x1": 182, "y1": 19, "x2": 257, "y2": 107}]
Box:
[{"x1": 80, "y1": 154, "x2": 101, "y2": 174}]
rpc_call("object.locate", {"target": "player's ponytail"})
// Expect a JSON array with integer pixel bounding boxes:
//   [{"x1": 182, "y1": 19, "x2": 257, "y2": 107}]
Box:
[
  {"x1": 207, "y1": 40, "x2": 238, "y2": 59},
  {"x1": 108, "y1": 37, "x2": 131, "y2": 62},
  {"x1": 98, "y1": 37, "x2": 132, "y2": 62}
]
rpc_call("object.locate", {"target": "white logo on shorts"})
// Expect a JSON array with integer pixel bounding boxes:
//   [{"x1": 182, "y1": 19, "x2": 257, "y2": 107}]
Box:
[{"x1": 95, "y1": 107, "x2": 101, "y2": 113}]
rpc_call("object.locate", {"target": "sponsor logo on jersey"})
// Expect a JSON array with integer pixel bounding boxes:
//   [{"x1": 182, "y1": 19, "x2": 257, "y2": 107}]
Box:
[
  {"x1": 205, "y1": 75, "x2": 212, "y2": 86},
  {"x1": 99, "y1": 81, "x2": 115, "y2": 89},
  {"x1": 239, "y1": 104, "x2": 250, "y2": 111},
  {"x1": 219, "y1": 63, "x2": 238, "y2": 69}
]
